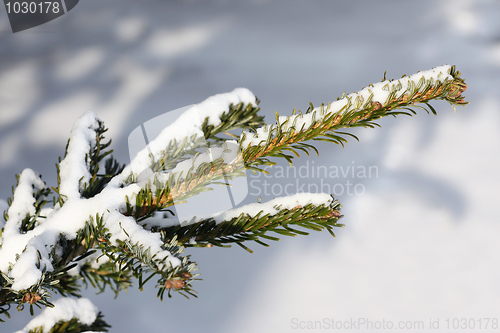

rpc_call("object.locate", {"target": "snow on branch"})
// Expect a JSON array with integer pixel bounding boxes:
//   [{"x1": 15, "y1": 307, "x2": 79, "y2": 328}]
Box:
[
  {"x1": 211, "y1": 193, "x2": 333, "y2": 223},
  {"x1": 144, "y1": 192, "x2": 343, "y2": 254},
  {"x1": 0, "y1": 199, "x2": 8, "y2": 229},
  {"x1": 240, "y1": 65, "x2": 464, "y2": 149},
  {"x1": 14, "y1": 298, "x2": 105, "y2": 333},
  {"x1": 2, "y1": 169, "x2": 46, "y2": 240},
  {"x1": 238, "y1": 65, "x2": 466, "y2": 171},
  {"x1": 111, "y1": 88, "x2": 257, "y2": 187},
  {"x1": 141, "y1": 192, "x2": 334, "y2": 230},
  {"x1": 58, "y1": 112, "x2": 100, "y2": 201}
]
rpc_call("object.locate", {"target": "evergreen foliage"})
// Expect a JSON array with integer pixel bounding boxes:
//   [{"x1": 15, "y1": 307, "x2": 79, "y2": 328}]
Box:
[{"x1": 0, "y1": 66, "x2": 467, "y2": 332}]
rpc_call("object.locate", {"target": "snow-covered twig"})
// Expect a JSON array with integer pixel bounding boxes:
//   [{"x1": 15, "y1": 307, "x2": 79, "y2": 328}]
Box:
[
  {"x1": 240, "y1": 65, "x2": 455, "y2": 148},
  {"x1": 14, "y1": 298, "x2": 106, "y2": 333}
]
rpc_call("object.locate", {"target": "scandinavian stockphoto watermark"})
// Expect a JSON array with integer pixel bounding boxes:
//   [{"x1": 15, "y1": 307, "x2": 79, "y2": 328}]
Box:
[
  {"x1": 249, "y1": 160, "x2": 378, "y2": 197},
  {"x1": 3, "y1": 0, "x2": 79, "y2": 33}
]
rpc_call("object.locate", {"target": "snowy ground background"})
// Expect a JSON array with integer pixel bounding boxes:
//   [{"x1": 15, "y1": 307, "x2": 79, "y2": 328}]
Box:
[{"x1": 1, "y1": 0, "x2": 500, "y2": 332}]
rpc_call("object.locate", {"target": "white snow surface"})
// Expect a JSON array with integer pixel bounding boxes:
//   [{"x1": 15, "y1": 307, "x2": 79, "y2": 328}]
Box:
[
  {"x1": 240, "y1": 65, "x2": 452, "y2": 148},
  {"x1": 14, "y1": 298, "x2": 98, "y2": 333}
]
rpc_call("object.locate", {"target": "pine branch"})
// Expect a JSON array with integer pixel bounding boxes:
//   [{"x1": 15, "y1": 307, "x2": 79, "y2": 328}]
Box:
[
  {"x1": 123, "y1": 151, "x2": 246, "y2": 222},
  {"x1": 118, "y1": 88, "x2": 262, "y2": 186},
  {"x1": 0, "y1": 67, "x2": 468, "y2": 329},
  {"x1": 130, "y1": 66, "x2": 467, "y2": 225},
  {"x1": 133, "y1": 100, "x2": 264, "y2": 177},
  {"x1": 154, "y1": 194, "x2": 343, "y2": 252},
  {"x1": 79, "y1": 261, "x2": 133, "y2": 297},
  {"x1": 202, "y1": 98, "x2": 264, "y2": 142},
  {"x1": 241, "y1": 65, "x2": 467, "y2": 168},
  {"x1": 55, "y1": 117, "x2": 124, "y2": 202}
]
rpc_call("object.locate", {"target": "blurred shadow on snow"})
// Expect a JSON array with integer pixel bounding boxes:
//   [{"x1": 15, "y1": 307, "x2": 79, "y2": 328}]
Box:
[
  {"x1": 377, "y1": 170, "x2": 466, "y2": 220},
  {"x1": 0, "y1": 2, "x2": 228, "y2": 192}
]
